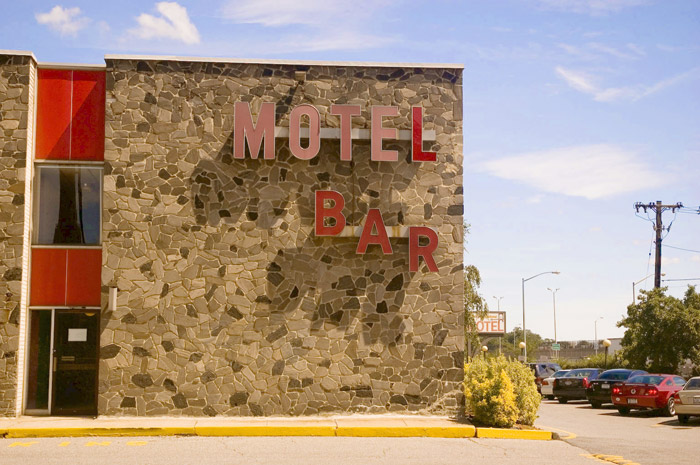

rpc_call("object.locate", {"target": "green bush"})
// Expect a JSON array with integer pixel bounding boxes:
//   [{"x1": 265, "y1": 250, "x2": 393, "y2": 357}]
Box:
[
  {"x1": 553, "y1": 353, "x2": 628, "y2": 370},
  {"x1": 464, "y1": 355, "x2": 540, "y2": 427}
]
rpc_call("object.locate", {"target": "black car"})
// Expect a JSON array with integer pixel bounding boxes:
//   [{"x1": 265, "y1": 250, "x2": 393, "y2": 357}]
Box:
[
  {"x1": 553, "y1": 368, "x2": 602, "y2": 403},
  {"x1": 527, "y1": 363, "x2": 563, "y2": 394},
  {"x1": 586, "y1": 369, "x2": 647, "y2": 408}
]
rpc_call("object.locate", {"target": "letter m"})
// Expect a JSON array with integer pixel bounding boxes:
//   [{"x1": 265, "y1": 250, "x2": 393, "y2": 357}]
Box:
[{"x1": 234, "y1": 102, "x2": 276, "y2": 159}]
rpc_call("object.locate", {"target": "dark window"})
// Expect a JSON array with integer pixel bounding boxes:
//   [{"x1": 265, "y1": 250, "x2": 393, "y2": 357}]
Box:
[
  {"x1": 599, "y1": 371, "x2": 631, "y2": 380},
  {"x1": 35, "y1": 166, "x2": 101, "y2": 245},
  {"x1": 674, "y1": 377, "x2": 686, "y2": 386},
  {"x1": 684, "y1": 378, "x2": 700, "y2": 390}
]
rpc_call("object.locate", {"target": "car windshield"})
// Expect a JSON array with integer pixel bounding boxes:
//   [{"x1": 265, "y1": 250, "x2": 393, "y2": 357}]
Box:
[
  {"x1": 564, "y1": 370, "x2": 595, "y2": 378},
  {"x1": 552, "y1": 371, "x2": 569, "y2": 378},
  {"x1": 599, "y1": 371, "x2": 633, "y2": 380},
  {"x1": 684, "y1": 378, "x2": 700, "y2": 390},
  {"x1": 627, "y1": 375, "x2": 665, "y2": 385}
]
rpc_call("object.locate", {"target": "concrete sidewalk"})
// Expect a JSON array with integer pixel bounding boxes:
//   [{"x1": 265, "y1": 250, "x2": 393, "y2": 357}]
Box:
[{"x1": 0, "y1": 415, "x2": 551, "y2": 440}]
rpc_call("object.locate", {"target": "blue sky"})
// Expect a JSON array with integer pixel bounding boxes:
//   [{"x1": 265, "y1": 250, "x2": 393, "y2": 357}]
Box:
[{"x1": 2, "y1": 0, "x2": 699, "y2": 342}]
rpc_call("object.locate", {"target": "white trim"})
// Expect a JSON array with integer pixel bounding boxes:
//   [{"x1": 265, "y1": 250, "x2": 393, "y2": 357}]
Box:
[
  {"x1": 16, "y1": 61, "x2": 37, "y2": 416},
  {"x1": 48, "y1": 310, "x2": 55, "y2": 414},
  {"x1": 104, "y1": 54, "x2": 464, "y2": 70},
  {"x1": 0, "y1": 50, "x2": 37, "y2": 61},
  {"x1": 37, "y1": 63, "x2": 105, "y2": 71}
]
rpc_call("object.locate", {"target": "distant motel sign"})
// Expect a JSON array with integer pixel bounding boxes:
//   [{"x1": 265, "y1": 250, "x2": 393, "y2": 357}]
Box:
[{"x1": 475, "y1": 312, "x2": 506, "y2": 335}]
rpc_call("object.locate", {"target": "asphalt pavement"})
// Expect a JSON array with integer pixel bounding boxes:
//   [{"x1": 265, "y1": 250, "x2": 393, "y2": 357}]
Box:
[{"x1": 536, "y1": 398, "x2": 700, "y2": 465}]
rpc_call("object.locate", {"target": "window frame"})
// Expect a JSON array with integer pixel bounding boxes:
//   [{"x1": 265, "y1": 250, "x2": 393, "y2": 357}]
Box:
[{"x1": 32, "y1": 161, "x2": 103, "y2": 248}]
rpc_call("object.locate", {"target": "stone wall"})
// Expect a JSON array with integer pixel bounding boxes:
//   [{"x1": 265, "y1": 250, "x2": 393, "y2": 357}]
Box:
[
  {"x1": 100, "y1": 58, "x2": 463, "y2": 416},
  {"x1": 0, "y1": 54, "x2": 33, "y2": 416}
]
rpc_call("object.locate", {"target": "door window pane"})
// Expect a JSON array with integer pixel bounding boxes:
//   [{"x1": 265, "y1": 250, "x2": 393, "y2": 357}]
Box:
[{"x1": 35, "y1": 167, "x2": 101, "y2": 245}]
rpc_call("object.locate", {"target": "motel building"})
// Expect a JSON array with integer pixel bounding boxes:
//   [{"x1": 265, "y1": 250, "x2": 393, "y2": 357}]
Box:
[{"x1": 0, "y1": 50, "x2": 463, "y2": 417}]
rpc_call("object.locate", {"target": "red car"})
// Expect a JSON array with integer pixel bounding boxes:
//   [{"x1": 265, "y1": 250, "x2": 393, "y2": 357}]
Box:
[{"x1": 612, "y1": 373, "x2": 687, "y2": 416}]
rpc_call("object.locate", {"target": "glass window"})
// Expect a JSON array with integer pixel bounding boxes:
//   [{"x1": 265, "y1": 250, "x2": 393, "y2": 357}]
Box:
[
  {"x1": 35, "y1": 166, "x2": 101, "y2": 245},
  {"x1": 674, "y1": 377, "x2": 686, "y2": 386},
  {"x1": 684, "y1": 378, "x2": 700, "y2": 390}
]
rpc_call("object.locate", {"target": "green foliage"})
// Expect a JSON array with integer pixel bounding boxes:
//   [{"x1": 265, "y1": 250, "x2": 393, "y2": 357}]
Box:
[
  {"x1": 464, "y1": 264, "x2": 489, "y2": 358},
  {"x1": 553, "y1": 352, "x2": 629, "y2": 370},
  {"x1": 618, "y1": 286, "x2": 700, "y2": 373},
  {"x1": 496, "y1": 328, "x2": 543, "y2": 362},
  {"x1": 464, "y1": 355, "x2": 540, "y2": 427}
]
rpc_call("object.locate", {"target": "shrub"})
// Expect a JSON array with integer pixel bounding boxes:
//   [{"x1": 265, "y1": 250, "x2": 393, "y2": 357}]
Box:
[{"x1": 464, "y1": 355, "x2": 540, "y2": 427}]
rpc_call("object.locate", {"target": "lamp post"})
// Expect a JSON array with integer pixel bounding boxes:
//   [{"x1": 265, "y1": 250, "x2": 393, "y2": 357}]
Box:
[
  {"x1": 633, "y1": 273, "x2": 665, "y2": 304},
  {"x1": 522, "y1": 271, "x2": 560, "y2": 361},
  {"x1": 603, "y1": 339, "x2": 611, "y2": 368},
  {"x1": 594, "y1": 317, "x2": 604, "y2": 355},
  {"x1": 519, "y1": 341, "x2": 526, "y2": 360},
  {"x1": 481, "y1": 345, "x2": 488, "y2": 358},
  {"x1": 546, "y1": 287, "x2": 559, "y2": 341},
  {"x1": 493, "y1": 296, "x2": 504, "y2": 355}
]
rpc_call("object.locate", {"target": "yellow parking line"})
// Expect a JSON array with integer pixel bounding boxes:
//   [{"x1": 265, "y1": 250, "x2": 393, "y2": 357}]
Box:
[
  {"x1": 58, "y1": 441, "x2": 70, "y2": 447},
  {"x1": 85, "y1": 441, "x2": 111, "y2": 447},
  {"x1": 126, "y1": 441, "x2": 148, "y2": 446},
  {"x1": 8, "y1": 441, "x2": 38, "y2": 448},
  {"x1": 537, "y1": 424, "x2": 577, "y2": 439}
]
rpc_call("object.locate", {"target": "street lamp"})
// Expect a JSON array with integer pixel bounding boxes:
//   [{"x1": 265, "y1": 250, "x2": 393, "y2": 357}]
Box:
[
  {"x1": 519, "y1": 341, "x2": 526, "y2": 360},
  {"x1": 594, "y1": 317, "x2": 604, "y2": 355},
  {"x1": 633, "y1": 273, "x2": 665, "y2": 304},
  {"x1": 522, "y1": 271, "x2": 560, "y2": 361},
  {"x1": 546, "y1": 288, "x2": 560, "y2": 344},
  {"x1": 481, "y1": 345, "x2": 488, "y2": 358},
  {"x1": 603, "y1": 339, "x2": 611, "y2": 368}
]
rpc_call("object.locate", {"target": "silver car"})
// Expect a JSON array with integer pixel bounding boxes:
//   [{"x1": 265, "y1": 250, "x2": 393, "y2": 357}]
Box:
[
  {"x1": 541, "y1": 370, "x2": 570, "y2": 400},
  {"x1": 675, "y1": 376, "x2": 700, "y2": 424}
]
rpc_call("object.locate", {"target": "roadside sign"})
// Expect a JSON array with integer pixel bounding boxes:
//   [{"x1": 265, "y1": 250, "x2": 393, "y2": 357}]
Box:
[
  {"x1": 473, "y1": 311, "x2": 506, "y2": 335},
  {"x1": 551, "y1": 343, "x2": 561, "y2": 351}
]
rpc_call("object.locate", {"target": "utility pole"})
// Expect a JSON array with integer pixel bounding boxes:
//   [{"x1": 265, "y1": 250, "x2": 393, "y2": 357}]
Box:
[{"x1": 634, "y1": 201, "x2": 683, "y2": 288}]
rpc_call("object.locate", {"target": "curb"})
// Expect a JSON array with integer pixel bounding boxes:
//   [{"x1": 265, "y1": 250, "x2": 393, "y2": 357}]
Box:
[
  {"x1": 475, "y1": 427, "x2": 552, "y2": 440},
  {"x1": 1, "y1": 425, "x2": 477, "y2": 439}
]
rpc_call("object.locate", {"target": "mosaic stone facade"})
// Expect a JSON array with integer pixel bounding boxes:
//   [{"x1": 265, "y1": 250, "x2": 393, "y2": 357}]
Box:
[
  {"x1": 0, "y1": 54, "x2": 33, "y2": 416},
  {"x1": 100, "y1": 58, "x2": 464, "y2": 416}
]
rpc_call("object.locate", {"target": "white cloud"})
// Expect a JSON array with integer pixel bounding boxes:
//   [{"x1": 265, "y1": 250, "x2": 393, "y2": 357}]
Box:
[
  {"x1": 35, "y1": 5, "x2": 90, "y2": 37},
  {"x1": 130, "y1": 2, "x2": 200, "y2": 44},
  {"x1": 555, "y1": 66, "x2": 700, "y2": 102},
  {"x1": 535, "y1": 0, "x2": 649, "y2": 15},
  {"x1": 691, "y1": 255, "x2": 700, "y2": 263},
  {"x1": 219, "y1": 0, "x2": 395, "y2": 52},
  {"x1": 477, "y1": 144, "x2": 666, "y2": 200}
]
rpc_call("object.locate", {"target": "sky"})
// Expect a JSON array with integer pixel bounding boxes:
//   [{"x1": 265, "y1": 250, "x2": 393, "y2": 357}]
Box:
[{"x1": 2, "y1": 0, "x2": 699, "y2": 342}]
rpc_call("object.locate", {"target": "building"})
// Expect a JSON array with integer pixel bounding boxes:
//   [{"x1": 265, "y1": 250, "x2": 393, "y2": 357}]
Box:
[{"x1": 0, "y1": 51, "x2": 464, "y2": 417}]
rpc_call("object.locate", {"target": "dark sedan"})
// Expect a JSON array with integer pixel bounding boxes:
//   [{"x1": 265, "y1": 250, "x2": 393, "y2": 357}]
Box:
[
  {"x1": 553, "y1": 368, "x2": 602, "y2": 403},
  {"x1": 586, "y1": 369, "x2": 647, "y2": 408}
]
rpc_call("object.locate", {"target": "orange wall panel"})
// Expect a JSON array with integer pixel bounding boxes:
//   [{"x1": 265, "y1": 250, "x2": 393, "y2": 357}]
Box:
[
  {"x1": 66, "y1": 248, "x2": 102, "y2": 306},
  {"x1": 36, "y1": 69, "x2": 72, "y2": 160},
  {"x1": 71, "y1": 71, "x2": 105, "y2": 161},
  {"x1": 30, "y1": 248, "x2": 67, "y2": 306}
]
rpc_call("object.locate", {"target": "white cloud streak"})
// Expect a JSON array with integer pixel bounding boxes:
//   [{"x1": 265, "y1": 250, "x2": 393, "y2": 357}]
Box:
[
  {"x1": 130, "y1": 2, "x2": 200, "y2": 44},
  {"x1": 478, "y1": 144, "x2": 665, "y2": 200},
  {"x1": 555, "y1": 66, "x2": 700, "y2": 102},
  {"x1": 35, "y1": 5, "x2": 90, "y2": 37},
  {"x1": 535, "y1": 0, "x2": 649, "y2": 15}
]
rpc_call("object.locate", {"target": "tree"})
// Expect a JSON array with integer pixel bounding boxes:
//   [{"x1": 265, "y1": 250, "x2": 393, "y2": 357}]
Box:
[
  {"x1": 464, "y1": 264, "x2": 489, "y2": 359},
  {"x1": 618, "y1": 286, "x2": 700, "y2": 373},
  {"x1": 498, "y1": 328, "x2": 543, "y2": 362}
]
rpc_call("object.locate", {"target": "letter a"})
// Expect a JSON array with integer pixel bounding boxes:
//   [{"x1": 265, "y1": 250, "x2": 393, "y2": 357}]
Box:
[
  {"x1": 315, "y1": 191, "x2": 345, "y2": 236},
  {"x1": 356, "y1": 209, "x2": 392, "y2": 254}
]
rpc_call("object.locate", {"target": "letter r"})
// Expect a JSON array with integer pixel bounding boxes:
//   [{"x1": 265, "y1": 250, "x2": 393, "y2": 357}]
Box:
[{"x1": 409, "y1": 227, "x2": 439, "y2": 272}]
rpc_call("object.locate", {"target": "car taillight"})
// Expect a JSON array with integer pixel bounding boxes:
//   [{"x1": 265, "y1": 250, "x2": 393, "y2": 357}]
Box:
[
  {"x1": 542, "y1": 380, "x2": 549, "y2": 386},
  {"x1": 582, "y1": 377, "x2": 589, "y2": 388},
  {"x1": 612, "y1": 387, "x2": 621, "y2": 395},
  {"x1": 674, "y1": 393, "x2": 682, "y2": 404},
  {"x1": 646, "y1": 388, "x2": 658, "y2": 396}
]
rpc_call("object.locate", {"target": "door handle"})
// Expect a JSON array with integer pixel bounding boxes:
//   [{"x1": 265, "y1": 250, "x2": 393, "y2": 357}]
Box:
[{"x1": 53, "y1": 356, "x2": 57, "y2": 372}]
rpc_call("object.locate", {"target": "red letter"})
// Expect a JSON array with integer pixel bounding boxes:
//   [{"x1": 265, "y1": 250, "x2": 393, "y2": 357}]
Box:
[
  {"x1": 290, "y1": 104, "x2": 320, "y2": 160},
  {"x1": 234, "y1": 101, "x2": 275, "y2": 159},
  {"x1": 409, "y1": 227, "x2": 439, "y2": 272},
  {"x1": 411, "y1": 106, "x2": 436, "y2": 162},
  {"x1": 371, "y1": 106, "x2": 399, "y2": 161},
  {"x1": 356, "y1": 209, "x2": 392, "y2": 254},
  {"x1": 330, "y1": 104, "x2": 361, "y2": 161},
  {"x1": 315, "y1": 191, "x2": 345, "y2": 236}
]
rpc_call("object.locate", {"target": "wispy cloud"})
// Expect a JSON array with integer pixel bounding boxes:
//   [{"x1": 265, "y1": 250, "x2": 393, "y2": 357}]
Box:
[
  {"x1": 129, "y1": 2, "x2": 200, "y2": 44},
  {"x1": 555, "y1": 66, "x2": 700, "y2": 102},
  {"x1": 558, "y1": 42, "x2": 645, "y2": 61},
  {"x1": 219, "y1": 0, "x2": 397, "y2": 52},
  {"x1": 534, "y1": 0, "x2": 649, "y2": 15},
  {"x1": 477, "y1": 144, "x2": 665, "y2": 199},
  {"x1": 35, "y1": 5, "x2": 90, "y2": 37}
]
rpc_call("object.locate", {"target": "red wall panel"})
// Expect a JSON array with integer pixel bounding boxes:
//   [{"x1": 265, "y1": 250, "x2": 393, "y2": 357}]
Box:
[
  {"x1": 30, "y1": 248, "x2": 67, "y2": 306},
  {"x1": 66, "y1": 249, "x2": 102, "y2": 306},
  {"x1": 71, "y1": 71, "x2": 105, "y2": 161},
  {"x1": 36, "y1": 69, "x2": 72, "y2": 160}
]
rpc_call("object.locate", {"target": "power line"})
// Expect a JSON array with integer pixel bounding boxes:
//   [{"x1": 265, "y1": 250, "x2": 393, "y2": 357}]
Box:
[
  {"x1": 663, "y1": 244, "x2": 700, "y2": 254},
  {"x1": 634, "y1": 201, "x2": 684, "y2": 288}
]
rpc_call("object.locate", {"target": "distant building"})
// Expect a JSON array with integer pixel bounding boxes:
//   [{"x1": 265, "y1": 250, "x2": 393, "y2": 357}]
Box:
[{"x1": 534, "y1": 338, "x2": 622, "y2": 361}]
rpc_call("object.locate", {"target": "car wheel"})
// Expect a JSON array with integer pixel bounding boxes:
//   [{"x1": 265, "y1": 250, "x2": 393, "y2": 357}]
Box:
[
  {"x1": 558, "y1": 398, "x2": 568, "y2": 404},
  {"x1": 617, "y1": 407, "x2": 630, "y2": 415},
  {"x1": 662, "y1": 397, "x2": 675, "y2": 417},
  {"x1": 590, "y1": 401, "x2": 602, "y2": 409},
  {"x1": 678, "y1": 414, "x2": 689, "y2": 424},
  {"x1": 546, "y1": 395, "x2": 555, "y2": 400}
]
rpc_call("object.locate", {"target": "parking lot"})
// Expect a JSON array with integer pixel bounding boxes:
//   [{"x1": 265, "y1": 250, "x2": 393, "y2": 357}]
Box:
[{"x1": 536, "y1": 398, "x2": 700, "y2": 465}]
